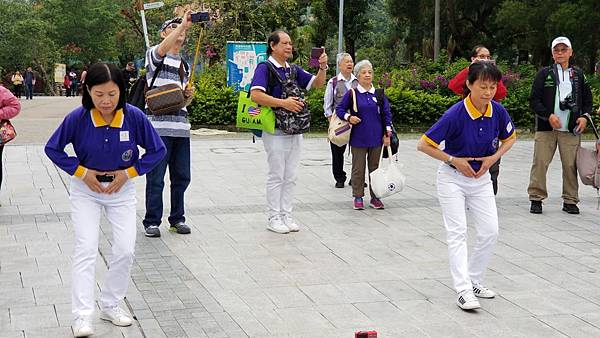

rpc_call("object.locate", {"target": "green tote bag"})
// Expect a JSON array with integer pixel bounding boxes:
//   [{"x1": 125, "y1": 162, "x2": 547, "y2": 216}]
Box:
[{"x1": 236, "y1": 91, "x2": 275, "y2": 134}]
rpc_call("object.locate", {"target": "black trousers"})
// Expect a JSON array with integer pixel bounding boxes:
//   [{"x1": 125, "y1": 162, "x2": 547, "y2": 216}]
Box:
[
  {"x1": 330, "y1": 141, "x2": 347, "y2": 183},
  {"x1": 489, "y1": 158, "x2": 501, "y2": 195}
]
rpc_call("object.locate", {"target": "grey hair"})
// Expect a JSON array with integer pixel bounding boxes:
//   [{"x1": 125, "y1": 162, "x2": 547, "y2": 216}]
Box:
[
  {"x1": 336, "y1": 53, "x2": 352, "y2": 67},
  {"x1": 353, "y1": 60, "x2": 373, "y2": 77}
]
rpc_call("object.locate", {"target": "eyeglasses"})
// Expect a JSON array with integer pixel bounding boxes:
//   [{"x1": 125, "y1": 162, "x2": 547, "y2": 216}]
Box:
[
  {"x1": 553, "y1": 47, "x2": 570, "y2": 54},
  {"x1": 476, "y1": 55, "x2": 492, "y2": 60}
]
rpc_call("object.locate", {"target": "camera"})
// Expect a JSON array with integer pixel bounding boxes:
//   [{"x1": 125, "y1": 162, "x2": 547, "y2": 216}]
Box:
[
  {"x1": 191, "y1": 11, "x2": 210, "y2": 23},
  {"x1": 559, "y1": 94, "x2": 578, "y2": 112}
]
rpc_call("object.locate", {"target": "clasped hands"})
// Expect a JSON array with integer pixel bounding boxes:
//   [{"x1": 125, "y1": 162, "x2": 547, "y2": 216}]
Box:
[
  {"x1": 82, "y1": 168, "x2": 128, "y2": 194},
  {"x1": 451, "y1": 156, "x2": 497, "y2": 178}
]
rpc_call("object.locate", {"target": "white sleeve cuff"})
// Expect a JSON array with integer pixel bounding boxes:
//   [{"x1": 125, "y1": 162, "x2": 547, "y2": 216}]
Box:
[
  {"x1": 344, "y1": 113, "x2": 350, "y2": 121},
  {"x1": 305, "y1": 75, "x2": 316, "y2": 91}
]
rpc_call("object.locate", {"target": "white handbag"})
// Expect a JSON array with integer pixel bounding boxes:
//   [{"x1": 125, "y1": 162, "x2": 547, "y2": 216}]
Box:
[
  {"x1": 370, "y1": 145, "x2": 406, "y2": 198},
  {"x1": 327, "y1": 88, "x2": 356, "y2": 147}
]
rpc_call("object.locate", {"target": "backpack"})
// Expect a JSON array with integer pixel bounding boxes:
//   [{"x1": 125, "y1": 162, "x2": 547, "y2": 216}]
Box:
[
  {"x1": 374, "y1": 88, "x2": 399, "y2": 158},
  {"x1": 264, "y1": 61, "x2": 311, "y2": 134}
]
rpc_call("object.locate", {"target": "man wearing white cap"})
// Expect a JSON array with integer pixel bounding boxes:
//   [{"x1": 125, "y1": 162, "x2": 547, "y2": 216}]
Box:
[{"x1": 528, "y1": 36, "x2": 593, "y2": 214}]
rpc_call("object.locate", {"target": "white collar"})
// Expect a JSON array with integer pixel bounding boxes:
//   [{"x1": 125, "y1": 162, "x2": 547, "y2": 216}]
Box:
[
  {"x1": 268, "y1": 56, "x2": 290, "y2": 69},
  {"x1": 356, "y1": 84, "x2": 375, "y2": 94},
  {"x1": 337, "y1": 73, "x2": 357, "y2": 82}
]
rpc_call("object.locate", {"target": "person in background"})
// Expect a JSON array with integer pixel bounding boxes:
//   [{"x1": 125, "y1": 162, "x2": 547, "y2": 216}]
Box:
[
  {"x1": 250, "y1": 30, "x2": 328, "y2": 234},
  {"x1": 45, "y1": 62, "x2": 166, "y2": 337},
  {"x1": 64, "y1": 73, "x2": 72, "y2": 97},
  {"x1": 23, "y1": 67, "x2": 35, "y2": 100},
  {"x1": 335, "y1": 60, "x2": 392, "y2": 210},
  {"x1": 527, "y1": 36, "x2": 592, "y2": 215},
  {"x1": 11, "y1": 71, "x2": 24, "y2": 99},
  {"x1": 69, "y1": 69, "x2": 79, "y2": 96},
  {"x1": 122, "y1": 62, "x2": 138, "y2": 94},
  {"x1": 323, "y1": 53, "x2": 358, "y2": 188},
  {"x1": 80, "y1": 66, "x2": 88, "y2": 87},
  {"x1": 448, "y1": 45, "x2": 508, "y2": 195},
  {"x1": 417, "y1": 62, "x2": 516, "y2": 311},
  {"x1": 142, "y1": 12, "x2": 195, "y2": 237}
]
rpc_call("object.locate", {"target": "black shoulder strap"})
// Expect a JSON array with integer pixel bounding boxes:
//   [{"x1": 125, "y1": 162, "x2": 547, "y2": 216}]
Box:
[
  {"x1": 375, "y1": 88, "x2": 385, "y2": 110},
  {"x1": 261, "y1": 61, "x2": 287, "y2": 95},
  {"x1": 148, "y1": 60, "x2": 165, "y2": 89}
]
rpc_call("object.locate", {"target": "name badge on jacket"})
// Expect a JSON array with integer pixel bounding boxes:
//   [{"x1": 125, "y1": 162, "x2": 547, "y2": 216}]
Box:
[{"x1": 120, "y1": 131, "x2": 130, "y2": 142}]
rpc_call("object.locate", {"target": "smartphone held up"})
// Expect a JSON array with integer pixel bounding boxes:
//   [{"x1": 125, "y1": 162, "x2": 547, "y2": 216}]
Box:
[
  {"x1": 309, "y1": 47, "x2": 324, "y2": 68},
  {"x1": 190, "y1": 11, "x2": 210, "y2": 23}
]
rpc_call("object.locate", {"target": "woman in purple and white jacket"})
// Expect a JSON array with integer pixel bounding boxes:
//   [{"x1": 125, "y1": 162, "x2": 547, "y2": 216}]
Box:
[{"x1": 336, "y1": 60, "x2": 392, "y2": 210}]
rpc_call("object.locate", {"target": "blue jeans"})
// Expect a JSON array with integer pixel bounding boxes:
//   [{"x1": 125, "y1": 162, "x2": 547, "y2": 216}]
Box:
[{"x1": 143, "y1": 136, "x2": 191, "y2": 227}]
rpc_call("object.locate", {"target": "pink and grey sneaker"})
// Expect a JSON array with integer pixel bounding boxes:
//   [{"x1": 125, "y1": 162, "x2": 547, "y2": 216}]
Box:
[
  {"x1": 353, "y1": 197, "x2": 365, "y2": 210},
  {"x1": 369, "y1": 198, "x2": 384, "y2": 209}
]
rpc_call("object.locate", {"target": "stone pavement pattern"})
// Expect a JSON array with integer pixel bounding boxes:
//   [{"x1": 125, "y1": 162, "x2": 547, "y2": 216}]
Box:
[{"x1": 1, "y1": 97, "x2": 600, "y2": 337}]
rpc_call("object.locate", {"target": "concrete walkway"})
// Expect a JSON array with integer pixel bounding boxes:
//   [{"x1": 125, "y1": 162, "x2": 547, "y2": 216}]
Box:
[{"x1": 1, "y1": 97, "x2": 600, "y2": 337}]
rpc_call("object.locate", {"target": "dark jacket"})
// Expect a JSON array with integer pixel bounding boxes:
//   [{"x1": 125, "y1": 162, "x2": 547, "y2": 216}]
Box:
[{"x1": 529, "y1": 64, "x2": 593, "y2": 132}]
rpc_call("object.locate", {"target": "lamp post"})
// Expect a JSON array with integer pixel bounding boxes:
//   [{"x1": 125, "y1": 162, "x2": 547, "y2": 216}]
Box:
[
  {"x1": 434, "y1": 0, "x2": 440, "y2": 61},
  {"x1": 337, "y1": 0, "x2": 344, "y2": 74}
]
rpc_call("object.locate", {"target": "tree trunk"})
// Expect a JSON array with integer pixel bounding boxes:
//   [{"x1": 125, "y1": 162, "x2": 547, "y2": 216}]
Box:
[
  {"x1": 35, "y1": 62, "x2": 56, "y2": 96},
  {"x1": 345, "y1": 36, "x2": 355, "y2": 62}
]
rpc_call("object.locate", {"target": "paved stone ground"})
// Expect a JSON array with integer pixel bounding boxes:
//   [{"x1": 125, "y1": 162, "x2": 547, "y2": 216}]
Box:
[{"x1": 1, "y1": 97, "x2": 600, "y2": 337}]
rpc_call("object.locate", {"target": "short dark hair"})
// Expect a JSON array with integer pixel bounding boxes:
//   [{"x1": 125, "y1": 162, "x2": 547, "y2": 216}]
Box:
[
  {"x1": 470, "y1": 45, "x2": 487, "y2": 58},
  {"x1": 267, "y1": 30, "x2": 286, "y2": 55},
  {"x1": 463, "y1": 61, "x2": 503, "y2": 96},
  {"x1": 82, "y1": 62, "x2": 126, "y2": 111}
]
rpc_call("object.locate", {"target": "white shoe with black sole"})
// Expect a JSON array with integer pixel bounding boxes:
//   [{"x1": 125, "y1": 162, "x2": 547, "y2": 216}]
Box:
[{"x1": 456, "y1": 290, "x2": 481, "y2": 310}]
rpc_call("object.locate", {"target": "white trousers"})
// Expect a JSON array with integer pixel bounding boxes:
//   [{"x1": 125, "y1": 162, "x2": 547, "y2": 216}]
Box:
[
  {"x1": 436, "y1": 164, "x2": 498, "y2": 293},
  {"x1": 262, "y1": 132, "x2": 303, "y2": 218},
  {"x1": 69, "y1": 178, "x2": 137, "y2": 318}
]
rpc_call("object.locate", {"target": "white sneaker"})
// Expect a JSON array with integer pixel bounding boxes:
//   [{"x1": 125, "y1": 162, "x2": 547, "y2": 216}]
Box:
[
  {"x1": 267, "y1": 216, "x2": 289, "y2": 234},
  {"x1": 100, "y1": 306, "x2": 133, "y2": 327},
  {"x1": 282, "y1": 215, "x2": 299, "y2": 232},
  {"x1": 472, "y1": 281, "x2": 496, "y2": 298},
  {"x1": 73, "y1": 316, "x2": 94, "y2": 337},
  {"x1": 456, "y1": 290, "x2": 481, "y2": 310}
]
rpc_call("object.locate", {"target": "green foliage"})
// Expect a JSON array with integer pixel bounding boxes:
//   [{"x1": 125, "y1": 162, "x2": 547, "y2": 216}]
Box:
[
  {"x1": 305, "y1": 87, "x2": 328, "y2": 131},
  {"x1": 385, "y1": 87, "x2": 457, "y2": 129},
  {"x1": 186, "y1": 65, "x2": 237, "y2": 126}
]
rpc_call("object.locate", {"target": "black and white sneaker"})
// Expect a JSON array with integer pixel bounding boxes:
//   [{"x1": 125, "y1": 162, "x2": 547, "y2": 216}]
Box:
[
  {"x1": 145, "y1": 225, "x2": 161, "y2": 237},
  {"x1": 456, "y1": 290, "x2": 481, "y2": 310},
  {"x1": 472, "y1": 282, "x2": 496, "y2": 298}
]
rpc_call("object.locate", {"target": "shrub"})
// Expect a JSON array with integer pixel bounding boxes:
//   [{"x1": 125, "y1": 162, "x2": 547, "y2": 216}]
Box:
[{"x1": 187, "y1": 65, "x2": 237, "y2": 126}]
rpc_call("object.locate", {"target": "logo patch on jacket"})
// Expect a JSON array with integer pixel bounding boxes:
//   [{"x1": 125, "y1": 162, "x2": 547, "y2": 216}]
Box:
[{"x1": 122, "y1": 149, "x2": 133, "y2": 162}]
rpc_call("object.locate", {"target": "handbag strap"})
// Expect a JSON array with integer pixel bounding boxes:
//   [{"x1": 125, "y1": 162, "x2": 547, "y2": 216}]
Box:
[
  {"x1": 350, "y1": 88, "x2": 357, "y2": 115},
  {"x1": 583, "y1": 113, "x2": 599, "y2": 140},
  {"x1": 379, "y1": 145, "x2": 393, "y2": 164}
]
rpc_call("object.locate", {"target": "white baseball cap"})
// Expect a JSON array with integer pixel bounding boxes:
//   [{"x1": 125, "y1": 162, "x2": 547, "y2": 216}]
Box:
[{"x1": 551, "y1": 36, "x2": 571, "y2": 49}]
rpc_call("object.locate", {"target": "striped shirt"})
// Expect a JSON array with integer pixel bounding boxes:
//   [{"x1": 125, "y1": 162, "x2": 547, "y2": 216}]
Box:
[{"x1": 145, "y1": 45, "x2": 191, "y2": 138}]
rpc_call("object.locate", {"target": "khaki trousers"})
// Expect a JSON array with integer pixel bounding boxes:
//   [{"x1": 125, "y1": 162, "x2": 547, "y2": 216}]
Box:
[
  {"x1": 351, "y1": 146, "x2": 382, "y2": 198},
  {"x1": 527, "y1": 130, "x2": 580, "y2": 204}
]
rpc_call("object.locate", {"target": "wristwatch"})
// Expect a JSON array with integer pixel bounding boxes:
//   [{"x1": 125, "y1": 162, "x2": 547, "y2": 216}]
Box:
[
  {"x1": 319, "y1": 64, "x2": 329, "y2": 71},
  {"x1": 444, "y1": 155, "x2": 454, "y2": 166}
]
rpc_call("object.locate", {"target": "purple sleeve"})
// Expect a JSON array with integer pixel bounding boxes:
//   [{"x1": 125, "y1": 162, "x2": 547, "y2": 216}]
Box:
[
  {"x1": 295, "y1": 66, "x2": 316, "y2": 90},
  {"x1": 131, "y1": 107, "x2": 166, "y2": 176},
  {"x1": 424, "y1": 110, "x2": 454, "y2": 147},
  {"x1": 250, "y1": 63, "x2": 269, "y2": 92},
  {"x1": 44, "y1": 110, "x2": 81, "y2": 175},
  {"x1": 497, "y1": 105, "x2": 516, "y2": 140}
]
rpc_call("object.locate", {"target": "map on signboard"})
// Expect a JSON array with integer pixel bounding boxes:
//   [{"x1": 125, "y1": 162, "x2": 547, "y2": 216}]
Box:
[{"x1": 227, "y1": 42, "x2": 268, "y2": 92}]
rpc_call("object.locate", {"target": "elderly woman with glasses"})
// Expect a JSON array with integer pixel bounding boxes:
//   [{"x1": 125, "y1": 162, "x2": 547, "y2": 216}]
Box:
[{"x1": 335, "y1": 60, "x2": 392, "y2": 210}]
